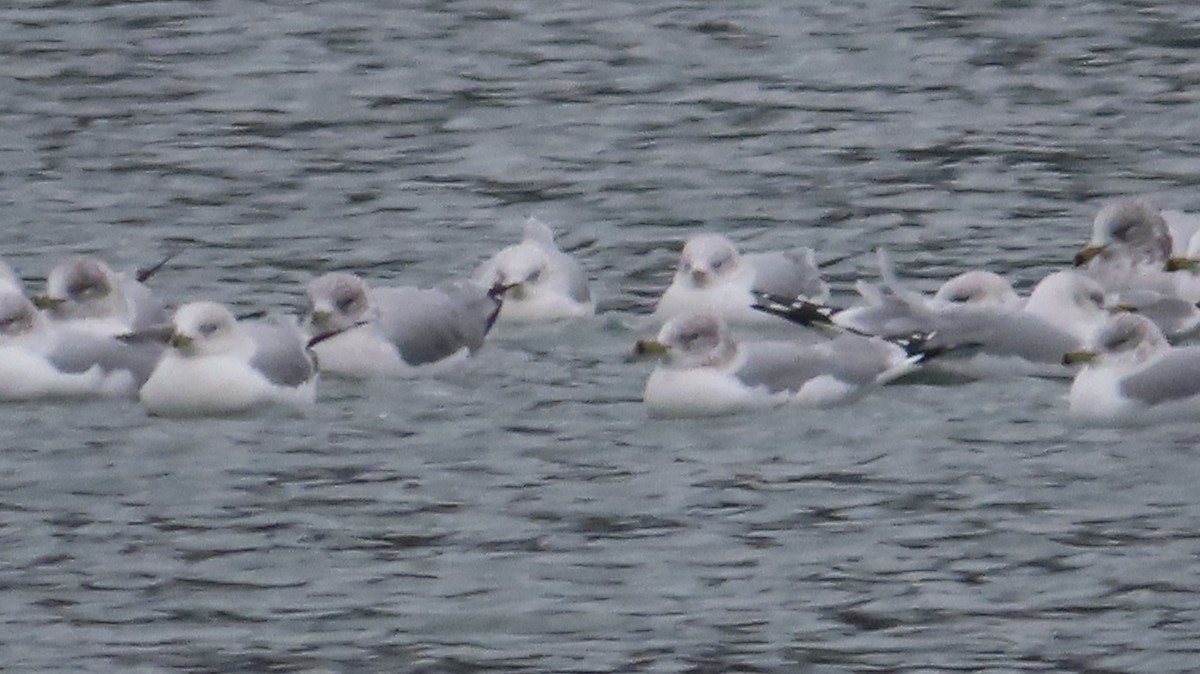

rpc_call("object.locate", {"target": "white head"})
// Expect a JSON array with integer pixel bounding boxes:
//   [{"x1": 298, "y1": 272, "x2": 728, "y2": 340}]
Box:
[
  {"x1": 305, "y1": 272, "x2": 373, "y2": 333},
  {"x1": 676, "y1": 235, "x2": 742, "y2": 289},
  {"x1": 635, "y1": 313, "x2": 739, "y2": 369},
  {"x1": 40, "y1": 255, "x2": 125, "y2": 321},
  {"x1": 1025, "y1": 270, "x2": 1112, "y2": 338},
  {"x1": 933, "y1": 271, "x2": 1021, "y2": 309},
  {"x1": 169, "y1": 302, "x2": 246, "y2": 358},
  {"x1": 1067, "y1": 313, "x2": 1169, "y2": 368},
  {"x1": 477, "y1": 241, "x2": 554, "y2": 302},
  {"x1": 1076, "y1": 198, "x2": 1171, "y2": 267},
  {"x1": 0, "y1": 290, "x2": 40, "y2": 341}
]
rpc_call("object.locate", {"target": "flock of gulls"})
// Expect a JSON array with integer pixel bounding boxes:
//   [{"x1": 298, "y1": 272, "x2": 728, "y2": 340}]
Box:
[{"x1": 6, "y1": 198, "x2": 1200, "y2": 425}]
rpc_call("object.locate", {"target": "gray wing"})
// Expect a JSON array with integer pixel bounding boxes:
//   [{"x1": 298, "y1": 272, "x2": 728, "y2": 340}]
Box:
[
  {"x1": 1117, "y1": 290, "x2": 1200, "y2": 340},
  {"x1": 1163, "y1": 210, "x2": 1200, "y2": 255},
  {"x1": 746, "y1": 249, "x2": 829, "y2": 302},
  {"x1": 735, "y1": 341, "x2": 832, "y2": 394},
  {"x1": 735, "y1": 336, "x2": 903, "y2": 394},
  {"x1": 818, "y1": 335, "x2": 907, "y2": 386},
  {"x1": 244, "y1": 319, "x2": 315, "y2": 387},
  {"x1": 120, "y1": 276, "x2": 169, "y2": 331},
  {"x1": 550, "y1": 247, "x2": 592, "y2": 303},
  {"x1": 372, "y1": 283, "x2": 497, "y2": 366},
  {"x1": 834, "y1": 281, "x2": 936, "y2": 336},
  {"x1": 927, "y1": 309, "x2": 1080, "y2": 363},
  {"x1": 45, "y1": 329, "x2": 164, "y2": 388},
  {"x1": 1119, "y1": 348, "x2": 1200, "y2": 406},
  {"x1": 436, "y1": 280, "x2": 501, "y2": 349}
]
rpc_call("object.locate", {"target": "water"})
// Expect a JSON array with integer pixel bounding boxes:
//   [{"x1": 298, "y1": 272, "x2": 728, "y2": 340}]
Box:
[{"x1": 3, "y1": 1, "x2": 1200, "y2": 671}]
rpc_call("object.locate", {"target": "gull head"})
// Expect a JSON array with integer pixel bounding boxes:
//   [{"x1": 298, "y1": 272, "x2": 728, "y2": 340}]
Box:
[
  {"x1": 1026, "y1": 270, "x2": 1114, "y2": 339},
  {"x1": 635, "y1": 313, "x2": 738, "y2": 369},
  {"x1": 480, "y1": 241, "x2": 550, "y2": 302},
  {"x1": 306, "y1": 273, "x2": 373, "y2": 332},
  {"x1": 933, "y1": 271, "x2": 1021, "y2": 309},
  {"x1": 1076, "y1": 198, "x2": 1171, "y2": 267},
  {"x1": 37, "y1": 255, "x2": 121, "y2": 320},
  {"x1": 0, "y1": 291, "x2": 40, "y2": 340},
  {"x1": 169, "y1": 302, "x2": 243, "y2": 358},
  {"x1": 677, "y1": 235, "x2": 741, "y2": 289},
  {"x1": 1064, "y1": 313, "x2": 1168, "y2": 367}
]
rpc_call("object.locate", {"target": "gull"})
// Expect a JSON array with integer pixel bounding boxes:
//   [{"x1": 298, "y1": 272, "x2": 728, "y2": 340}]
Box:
[
  {"x1": 33, "y1": 255, "x2": 168, "y2": 335},
  {"x1": 631, "y1": 312, "x2": 939, "y2": 417},
  {"x1": 471, "y1": 218, "x2": 594, "y2": 323},
  {"x1": 755, "y1": 267, "x2": 1121, "y2": 379},
  {"x1": 1070, "y1": 197, "x2": 1200, "y2": 303},
  {"x1": 651, "y1": 233, "x2": 829, "y2": 325},
  {"x1": 138, "y1": 301, "x2": 317, "y2": 416},
  {"x1": 833, "y1": 266, "x2": 1023, "y2": 337},
  {"x1": 1074, "y1": 197, "x2": 1172, "y2": 270},
  {"x1": 0, "y1": 288, "x2": 161, "y2": 400},
  {"x1": 304, "y1": 272, "x2": 503, "y2": 378},
  {"x1": 1063, "y1": 313, "x2": 1200, "y2": 425}
]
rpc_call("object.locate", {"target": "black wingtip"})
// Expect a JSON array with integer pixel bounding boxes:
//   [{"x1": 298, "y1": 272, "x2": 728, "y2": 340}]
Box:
[
  {"x1": 135, "y1": 249, "x2": 182, "y2": 283},
  {"x1": 891, "y1": 331, "x2": 983, "y2": 363},
  {"x1": 750, "y1": 291, "x2": 841, "y2": 327},
  {"x1": 483, "y1": 281, "x2": 514, "y2": 333}
]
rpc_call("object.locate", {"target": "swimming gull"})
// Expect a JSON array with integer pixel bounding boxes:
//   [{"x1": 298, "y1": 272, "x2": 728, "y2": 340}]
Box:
[
  {"x1": 1063, "y1": 313, "x2": 1200, "y2": 425},
  {"x1": 472, "y1": 218, "x2": 594, "y2": 323},
  {"x1": 138, "y1": 301, "x2": 317, "y2": 416},
  {"x1": 33, "y1": 255, "x2": 168, "y2": 335},
  {"x1": 0, "y1": 288, "x2": 162, "y2": 400},
  {"x1": 304, "y1": 272, "x2": 503, "y2": 377},
  {"x1": 651, "y1": 233, "x2": 829, "y2": 325},
  {"x1": 754, "y1": 267, "x2": 1122, "y2": 379},
  {"x1": 632, "y1": 312, "x2": 940, "y2": 417}
]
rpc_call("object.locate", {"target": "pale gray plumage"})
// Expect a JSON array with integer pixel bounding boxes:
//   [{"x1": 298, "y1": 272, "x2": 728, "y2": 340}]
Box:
[
  {"x1": 745, "y1": 248, "x2": 829, "y2": 303},
  {"x1": 243, "y1": 318, "x2": 317, "y2": 387},
  {"x1": 371, "y1": 282, "x2": 496, "y2": 365},
  {"x1": 38, "y1": 255, "x2": 167, "y2": 332},
  {"x1": 638, "y1": 313, "x2": 931, "y2": 414},
  {"x1": 735, "y1": 334, "x2": 922, "y2": 394},
  {"x1": 44, "y1": 329, "x2": 163, "y2": 387},
  {"x1": 305, "y1": 272, "x2": 501, "y2": 375},
  {"x1": 0, "y1": 288, "x2": 163, "y2": 396},
  {"x1": 1119, "y1": 349, "x2": 1200, "y2": 406}
]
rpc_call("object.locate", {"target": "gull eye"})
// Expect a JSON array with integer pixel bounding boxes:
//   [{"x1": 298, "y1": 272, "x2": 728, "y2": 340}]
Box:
[
  {"x1": 1111, "y1": 220, "x2": 1137, "y2": 242},
  {"x1": 526, "y1": 268, "x2": 543, "y2": 284},
  {"x1": 1104, "y1": 331, "x2": 1134, "y2": 351},
  {"x1": 336, "y1": 294, "x2": 358, "y2": 313},
  {"x1": 68, "y1": 280, "x2": 104, "y2": 299},
  {"x1": 198, "y1": 321, "x2": 220, "y2": 336},
  {"x1": 1088, "y1": 292, "x2": 1105, "y2": 307}
]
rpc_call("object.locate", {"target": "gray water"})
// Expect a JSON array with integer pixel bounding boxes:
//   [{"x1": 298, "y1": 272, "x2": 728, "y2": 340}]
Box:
[{"x1": 3, "y1": 1, "x2": 1200, "y2": 671}]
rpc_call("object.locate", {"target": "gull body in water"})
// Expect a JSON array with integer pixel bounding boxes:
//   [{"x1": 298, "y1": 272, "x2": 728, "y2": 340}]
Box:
[
  {"x1": 305, "y1": 272, "x2": 503, "y2": 378},
  {"x1": 633, "y1": 312, "x2": 940, "y2": 417},
  {"x1": 472, "y1": 218, "x2": 593, "y2": 324},
  {"x1": 652, "y1": 233, "x2": 829, "y2": 326},
  {"x1": 139, "y1": 301, "x2": 317, "y2": 416}
]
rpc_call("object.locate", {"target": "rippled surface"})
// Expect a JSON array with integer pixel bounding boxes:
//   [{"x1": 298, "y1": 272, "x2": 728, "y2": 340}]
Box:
[{"x1": 4, "y1": 1, "x2": 1200, "y2": 671}]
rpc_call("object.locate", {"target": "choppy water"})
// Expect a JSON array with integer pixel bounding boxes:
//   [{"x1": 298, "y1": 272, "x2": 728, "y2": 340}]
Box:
[{"x1": 3, "y1": 1, "x2": 1200, "y2": 671}]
